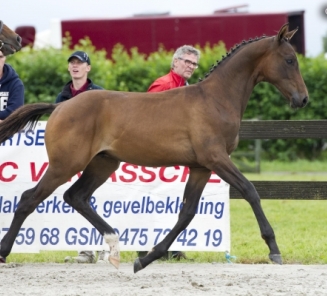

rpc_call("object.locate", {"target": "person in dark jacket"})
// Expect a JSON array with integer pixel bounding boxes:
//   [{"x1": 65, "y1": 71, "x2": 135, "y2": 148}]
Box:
[
  {"x1": 55, "y1": 50, "x2": 103, "y2": 103},
  {"x1": 0, "y1": 50, "x2": 24, "y2": 122},
  {"x1": 57, "y1": 51, "x2": 109, "y2": 264}
]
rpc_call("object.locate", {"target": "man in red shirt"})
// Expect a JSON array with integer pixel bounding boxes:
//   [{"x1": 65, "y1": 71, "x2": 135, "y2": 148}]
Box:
[
  {"x1": 147, "y1": 45, "x2": 200, "y2": 260},
  {"x1": 148, "y1": 45, "x2": 200, "y2": 92}
]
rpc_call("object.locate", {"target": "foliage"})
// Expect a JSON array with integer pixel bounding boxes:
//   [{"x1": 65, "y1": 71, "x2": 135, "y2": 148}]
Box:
[{"x1": 5, "y1": 38, "x2": 327, "y2": 161}]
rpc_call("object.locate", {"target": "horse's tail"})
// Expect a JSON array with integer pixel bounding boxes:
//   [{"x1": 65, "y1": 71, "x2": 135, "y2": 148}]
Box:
[{"x1": 0, "y1": 103, "x2": 58, "y2": 144}]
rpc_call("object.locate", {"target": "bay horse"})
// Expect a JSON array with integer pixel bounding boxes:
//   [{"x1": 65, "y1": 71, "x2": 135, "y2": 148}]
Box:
[
  {"x1": 0, "y1": 20, "x2": 22, "y2": 55},
  {"x1": 0, "y1": 24, "x2": 308, "y2": 272}
]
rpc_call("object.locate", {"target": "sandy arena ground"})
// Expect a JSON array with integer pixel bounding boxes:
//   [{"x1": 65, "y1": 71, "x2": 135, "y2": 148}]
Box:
[{"x1": 0, "y1": 262, "x2": 326, "y2": 295}]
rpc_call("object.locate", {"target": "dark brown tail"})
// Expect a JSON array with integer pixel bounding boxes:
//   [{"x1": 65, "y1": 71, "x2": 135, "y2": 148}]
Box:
[{"x1": 0, "y1": 103, "x2": 58, "y2": 144}]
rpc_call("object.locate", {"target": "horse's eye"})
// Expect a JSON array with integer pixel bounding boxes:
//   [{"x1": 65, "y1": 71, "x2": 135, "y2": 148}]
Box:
[{"x1": 286, "y1": 59, "x2": 293, "y2": 65}]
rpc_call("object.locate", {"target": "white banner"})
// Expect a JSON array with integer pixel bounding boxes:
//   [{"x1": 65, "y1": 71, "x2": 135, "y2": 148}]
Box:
[{"x1": 0, "y1": 122, "x2": 230, "y2": 253}]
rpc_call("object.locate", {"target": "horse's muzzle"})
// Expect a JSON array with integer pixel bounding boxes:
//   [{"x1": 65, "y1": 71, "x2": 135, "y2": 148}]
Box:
[{"x1": 291, "y1": 95, "x2": 308, "y2": 108}]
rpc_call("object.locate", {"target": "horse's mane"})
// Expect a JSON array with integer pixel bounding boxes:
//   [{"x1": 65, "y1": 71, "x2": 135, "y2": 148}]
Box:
[{"x1": 199, "y1": 34, "x2": 267, "y2": 81}]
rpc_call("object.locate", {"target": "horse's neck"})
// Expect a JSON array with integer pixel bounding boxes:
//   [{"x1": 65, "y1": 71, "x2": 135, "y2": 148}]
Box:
[{"x1": 202, "y1": 40, "x2": 268, "y2": 118}]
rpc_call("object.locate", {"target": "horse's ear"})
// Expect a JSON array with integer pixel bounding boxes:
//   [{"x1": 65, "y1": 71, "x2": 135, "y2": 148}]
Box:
[
  {"x1": 277, "y1": 23, "x2": 298, "y2": 43},
  {"x1": 285, "y1": 27, "x2": 298, "y2": 40}
]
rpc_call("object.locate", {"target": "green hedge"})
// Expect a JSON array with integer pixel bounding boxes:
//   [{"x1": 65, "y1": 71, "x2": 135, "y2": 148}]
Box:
[{"x1": 5, "y1": 38, "x2": 327, "y2": 161}]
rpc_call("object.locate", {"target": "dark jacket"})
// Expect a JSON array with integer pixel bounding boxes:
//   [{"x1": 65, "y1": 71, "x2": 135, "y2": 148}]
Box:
[
  {"x1": 55, "y1": 78, "x2": 103, "y2": 103},
  {"x1": 0, "y1": 64, "x2": 24, "y2": 120}
]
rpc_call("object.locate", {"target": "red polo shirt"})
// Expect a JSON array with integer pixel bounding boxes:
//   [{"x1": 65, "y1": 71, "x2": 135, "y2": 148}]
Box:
[{"x1": 147, "y1": 70, "x2": 186, "y2": 92}]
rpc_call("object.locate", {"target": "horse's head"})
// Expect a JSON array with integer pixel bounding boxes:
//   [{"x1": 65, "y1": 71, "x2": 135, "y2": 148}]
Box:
[
  {"x1": 0, "y1": 21, "x2": 22, "y2": 56},
  {"x1": 261, "y1": 23, "x2": 308, "y2": 108}
]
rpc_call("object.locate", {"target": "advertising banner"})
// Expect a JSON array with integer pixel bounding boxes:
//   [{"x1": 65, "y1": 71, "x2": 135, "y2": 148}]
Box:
[{"x1": 0, "y1": 122, "x2": 230, "y2": 253}]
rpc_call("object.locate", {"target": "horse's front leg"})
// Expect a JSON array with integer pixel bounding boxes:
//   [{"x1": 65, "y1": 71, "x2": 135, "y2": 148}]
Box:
[
  {"x1": 134, "y1": 167, "x2": 211, "y2": 273},
  {"x1": 210, "y1": 153, "x2": 282, "y2": 264}
]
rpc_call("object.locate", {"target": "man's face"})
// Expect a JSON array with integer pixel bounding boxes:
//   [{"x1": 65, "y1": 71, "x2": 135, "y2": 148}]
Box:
[
  {"x1": 173, "y1": 53, "x2": 198, "y2": 80},
  {"x1": 0, "y1": 51, "x2": 6, "y2": 72},
  {"x1": 68, "y1": 57, "x2": 91, "y2": 79}
]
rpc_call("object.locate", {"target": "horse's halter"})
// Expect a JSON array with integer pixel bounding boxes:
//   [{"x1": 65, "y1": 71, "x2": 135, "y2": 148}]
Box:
[{"x1": 0, "y1": 21, "x2": 4, "y2": 50}]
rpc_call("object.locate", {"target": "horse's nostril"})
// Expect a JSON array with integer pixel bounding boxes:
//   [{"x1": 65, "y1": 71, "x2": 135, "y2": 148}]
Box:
[
  {"x1": 17, "y1": 35, "x2": 22, "y2": 43},
  {"x1": 302, "y1": 97, "x2": 308, "y2": 107}
]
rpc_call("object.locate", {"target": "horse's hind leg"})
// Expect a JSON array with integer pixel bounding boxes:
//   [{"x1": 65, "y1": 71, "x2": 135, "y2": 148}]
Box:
[
  {"x1": 134, "y1": 167, "x2": 211, "y2": 273},
  {"x1": 210, "y1": 155, "x2": 282, "y2": 264},
  {"x1": 0, "y1": 166, "x2": 70, "y2": 262},
  {"x1": 63, "y1": 154, "x2": 120, "y2": 268}
]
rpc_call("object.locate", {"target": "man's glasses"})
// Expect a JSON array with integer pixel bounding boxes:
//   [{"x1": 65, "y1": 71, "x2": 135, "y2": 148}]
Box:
[{"x1": 178, "y1": 58, "x2": 199, "y2": 69}]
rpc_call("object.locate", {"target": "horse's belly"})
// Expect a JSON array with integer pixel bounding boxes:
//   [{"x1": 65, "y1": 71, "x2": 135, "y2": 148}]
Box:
[{"x1": 108, "y1": 142, "x2": 196, "y2": 167}]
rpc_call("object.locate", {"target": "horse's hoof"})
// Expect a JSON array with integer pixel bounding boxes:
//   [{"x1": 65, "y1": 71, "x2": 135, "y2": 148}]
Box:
[
  {"x1": 269, "y1": 254, "x2": 282, "y2": 264},
  {"x1": 109, "y1": 256, "x2": 120, "y2": 269},
  {"x1": 0, "y1": 256, "x2": 6, "y2": 263},
  {"x1": 134, "y1": 257, "x2": 143, "y2": 273}
]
